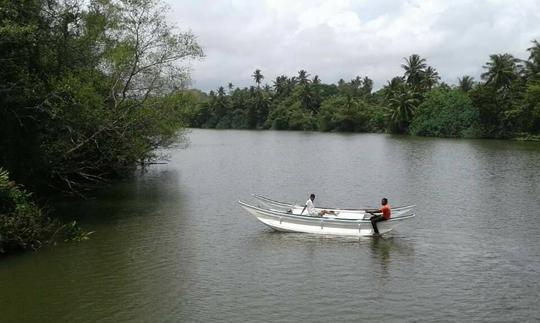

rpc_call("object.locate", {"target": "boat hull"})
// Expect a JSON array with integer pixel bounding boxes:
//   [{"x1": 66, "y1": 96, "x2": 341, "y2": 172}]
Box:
[{"x1": 239, "y1": 201, "x2": 415, "y2": 237}]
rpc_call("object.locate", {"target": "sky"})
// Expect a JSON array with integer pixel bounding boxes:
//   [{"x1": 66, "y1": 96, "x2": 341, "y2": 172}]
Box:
[{"x1": 167, "y1": 0, "x2": 540, "y2": 92}]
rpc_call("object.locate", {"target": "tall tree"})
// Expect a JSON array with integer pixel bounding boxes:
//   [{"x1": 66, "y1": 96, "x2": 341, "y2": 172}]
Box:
[
  {"x1": 526, "y1": 40, "x2": 540, "y2": 80},
  {"x1": 458, "y1": 76, "x2": 475, "y2": 92},
  {"x1": 388, "y1": 85, "x2": 419, "y2": 133},
  {"x1": 297, "y1": 70, "x2": 310, "y2": 86},
  {"x1": 481, "y1": 54, "x2": 521, "y2": 90},
  {"x1": 423, "y1": 66, "x2": 440, "y2": 90},
  {"x1": 273, "y1": 75, "x2": 289, "y2": 97},
  {"x1": 362, "y1": 76, "x2": 374, "y2": 96},
  {"x1": 382, "y1": 77, "x2": 405, "y2": 100},
  {"x1": 215, "y1": 86, "x2": 228, "y2": 119},
  {"x1": 350, "y1": 76, "x2": 362, "y2": 89},
  {"x1": 402, "y1": 54, "x2": 427, "y2": 88},
  {"x1": 246, "y1": 86, "x2": 258, "y2": 128},
  {"x1": 337, "y1": 78, "x2": 346, "y2": 90},
  {"x1": 252, "y1": 69, "x2": 264, "y2": 87}
]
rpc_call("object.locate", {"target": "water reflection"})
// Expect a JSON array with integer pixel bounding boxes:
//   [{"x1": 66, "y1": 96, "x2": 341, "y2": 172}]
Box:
[
  {"x1": 368, "y1": 236, "x2": 416, "y2": 279},
  {"x1": 0, "y1": 168, "x2": 190, "y2": 323},
  {"x1": 371, "y1": 237, "x2": 392, "y2": 276}
]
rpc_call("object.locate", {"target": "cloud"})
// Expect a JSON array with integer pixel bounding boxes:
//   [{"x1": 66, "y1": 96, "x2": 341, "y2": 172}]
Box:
[{"x1": 167, "y1": 0, "x2": 540, "y2": 91}]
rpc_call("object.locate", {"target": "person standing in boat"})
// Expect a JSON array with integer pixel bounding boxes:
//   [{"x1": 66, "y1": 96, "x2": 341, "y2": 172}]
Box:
[
  {"x1": 368, "y1": 198, "x2": 391, "y2": 235},
  {"x1": 302, "y1": 194, "x2": 334, "y2": 216}
]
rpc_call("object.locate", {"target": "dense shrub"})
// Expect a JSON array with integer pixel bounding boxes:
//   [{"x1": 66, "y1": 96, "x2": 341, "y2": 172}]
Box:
[
  {"x1": 0, "y1": 168, "x2": 55, "y2": 254},
  {"x1": 410, "y1": 88, "x2": 480, "y2": 138},
  {"x1": 318, "y1": 96, "x2": 387, "y2": 132},
  {"x1": 266, "y1": 102, "x2": 316, "y2": 130}
]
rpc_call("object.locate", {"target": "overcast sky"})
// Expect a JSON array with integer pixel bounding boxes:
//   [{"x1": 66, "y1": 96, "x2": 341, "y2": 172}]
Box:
[{"x1": 167, "y1": 0, "x2": 540, "y2": 92}]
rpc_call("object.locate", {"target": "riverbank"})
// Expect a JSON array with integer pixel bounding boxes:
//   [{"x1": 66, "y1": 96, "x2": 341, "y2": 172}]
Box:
[
  {"x1": 188, "y1": 126, "x2": 540, "y2": 142},
  {"x1": 512, "y1": 133, "x2": 540, "y2": 141}
]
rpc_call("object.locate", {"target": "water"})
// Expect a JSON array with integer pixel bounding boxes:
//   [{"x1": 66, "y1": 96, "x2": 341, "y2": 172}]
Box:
[{"x1": 1, "y1": 129, "x2": 540, "y2": 322}]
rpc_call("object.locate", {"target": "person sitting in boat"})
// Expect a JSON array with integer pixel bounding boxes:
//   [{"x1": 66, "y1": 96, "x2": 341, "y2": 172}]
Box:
[
  {"x1": 367, "y1": 198, "x2": 391, "y2": 235},
  {"x1": 302, "y1": 194, "x2": 335, "y2": 217}
]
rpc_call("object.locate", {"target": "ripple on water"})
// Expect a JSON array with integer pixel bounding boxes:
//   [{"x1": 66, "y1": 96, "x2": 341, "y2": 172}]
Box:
[{"x1": 2, "y1": 130, "x2": 540, "y2": 322}]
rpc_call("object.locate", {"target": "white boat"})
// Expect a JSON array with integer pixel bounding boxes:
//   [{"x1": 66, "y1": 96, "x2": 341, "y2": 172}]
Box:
[
  {"x1": 238, "y1": 200, "x2": 416, "y2": 237},
  {"x1": 252, "y1": 194, "x2": 416, "y2": 215}
]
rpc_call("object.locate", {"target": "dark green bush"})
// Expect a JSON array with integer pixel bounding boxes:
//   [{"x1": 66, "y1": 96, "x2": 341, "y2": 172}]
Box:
[
  {"x1": 0, "y1": 168, "x2": 55, "y2": 254},
  {"x1": 410, "y1": 88, "x2": 480, "y2": 138}
]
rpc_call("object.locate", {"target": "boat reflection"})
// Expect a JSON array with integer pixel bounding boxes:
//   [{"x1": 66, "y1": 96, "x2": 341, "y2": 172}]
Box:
[{"x1": 369, "y1": 236, "x2": 416, "y2": 280}]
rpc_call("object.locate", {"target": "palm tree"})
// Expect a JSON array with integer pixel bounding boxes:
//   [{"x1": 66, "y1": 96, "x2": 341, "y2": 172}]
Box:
[
  {"x1": 423, "y1": 66, "x2": 440, "y2": 90},
  {"x1": 227, "y1": 82, "x2": 234, "y2": 93},
  {"x1": 383, "y1": 77, "x2": 404, "y2": 100},
  {"x1": 297, "y1": 70, "x2": 310, "y2": 86},
  {"x1": 350, "y1": 76, "x2": 362, "y2": 89},
  {"x1": 215, "y1": 86, "x2": 228, "y2": 119},
  {"x1": 481, "y1": 53, "x2": 521, "y2": 89},
  {"x1": 362, "y1": 76, "x2": 373, "y2": 95},
  {"x1": 457, "y1": 76, "x2": 475, "y2": 92},
  {"x1": 247, "y1": 86, "x2": 258, "y2": 128},
  {"x1": 526, "y1": 39, "x2": 540, "y2": 78},
  {"x1": 337, "y1": 78, "x2": 346, "y2": 92},
  {"x1": 311, "y1": 75, "x2": 322, "y2": 111},
  {"x1": 273, "y1": 75, "x2": 289, "y2": 97},
  {"x1": 402, "y1": 54, "x2": 427, "y2": 87},
  {"x1": 388, "y1": 85, "x2": 419, "y2": 133},
  {"x1": 387, "y1": 77, "x2": 404, "y2": 89},
  {"x1": 252, "y1": 69, "x2": 264, "y2": 87},
  {"x1": 217, "y1": 86, "x2": 226, "y2": 96}
]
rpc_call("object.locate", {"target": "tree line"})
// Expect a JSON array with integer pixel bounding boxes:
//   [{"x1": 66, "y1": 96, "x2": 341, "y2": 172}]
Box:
[
  {"x1": 0, "y1": 0, "x2": 202, "y2": 254},
  {"x1": 186, "y1": 41, "x2": 540, "y2": 139}
]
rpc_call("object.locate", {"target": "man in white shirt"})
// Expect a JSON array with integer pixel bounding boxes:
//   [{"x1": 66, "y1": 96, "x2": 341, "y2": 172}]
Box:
[{"x1": 302, "y1": 194, "x2": 334, "y2": 216}]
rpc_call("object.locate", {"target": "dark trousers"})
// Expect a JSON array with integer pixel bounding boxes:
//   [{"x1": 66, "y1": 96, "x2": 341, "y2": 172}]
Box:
[{"x1": 370, "y1": 215, "x2": 386, "y2": 234}]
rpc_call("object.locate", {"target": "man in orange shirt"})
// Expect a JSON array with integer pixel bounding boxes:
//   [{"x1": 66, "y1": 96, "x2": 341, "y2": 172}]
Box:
[{"x1": 368, "y1": 198, "x2": 391, "y2": 236}]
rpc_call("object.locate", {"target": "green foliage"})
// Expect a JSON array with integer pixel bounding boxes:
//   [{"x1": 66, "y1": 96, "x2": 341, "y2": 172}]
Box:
[
  {"x1": 468, "y1": 84, "x2": 501, "y2": 136},
  {"x1": 526, "y1": 40, "x2": 540, "y2": 79},
  {"x1": 0, "y1": 168, "x2": 55, "y2": 254},
  {"x1": 172, "y1": 90, "x2": 207, "y2": 127},
  {"x1": 523, "y1": 80, "x2": 540, "y2": 133},
  {"x1": 216, "y1": 115, "x2": 232, "y2": 129},
  {"x1": 481, "y1": 54, "x2": 522, "y2": 90},
  {"x1": 230, "y1": 109, "x2": 248, "y2": 129},
  {"x1": 387, "y1": 85, "x2": 419, "y2": 134},
  {"x1": 318, "y1": 96, "x2": 385, "y2": 132},
  {"x1": 410, "y1": 88, "x2": 480, "y2": 138},
  {"x1": 190, "y1": 41, "x2": 540, "y2": 141},
  {"x1": 0, "y1": 0, "x2": 203, "y2": 253},
  {"x1": 192, "y1": 69, "x2": 381, "y2": 133},
  {"x1": 266, "y1": 102, "x2": 316, "y2": 130},
  {"x1": 402, "y1": 54, "x2": 427, "y2": 85},
  {"x1": 0, "y1": 0, "x2": 203, "y2": 194},
  {"x1": 252, "y1": 69, "x2": 264, "y2": 86},
  {"x1": 458, "y1": 76, "x2": 475, "y2": 92}
]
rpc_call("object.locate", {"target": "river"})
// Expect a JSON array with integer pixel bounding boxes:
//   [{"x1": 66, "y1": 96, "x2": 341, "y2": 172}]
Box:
[{"x1": 1, "y1": 129, "x2": 540, "y2": 322}]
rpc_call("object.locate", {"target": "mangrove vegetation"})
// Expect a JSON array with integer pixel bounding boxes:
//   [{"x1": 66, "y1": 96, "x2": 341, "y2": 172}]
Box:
[{"x1": 0, "y1": 0, "x2": 203, "y2": 254}]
